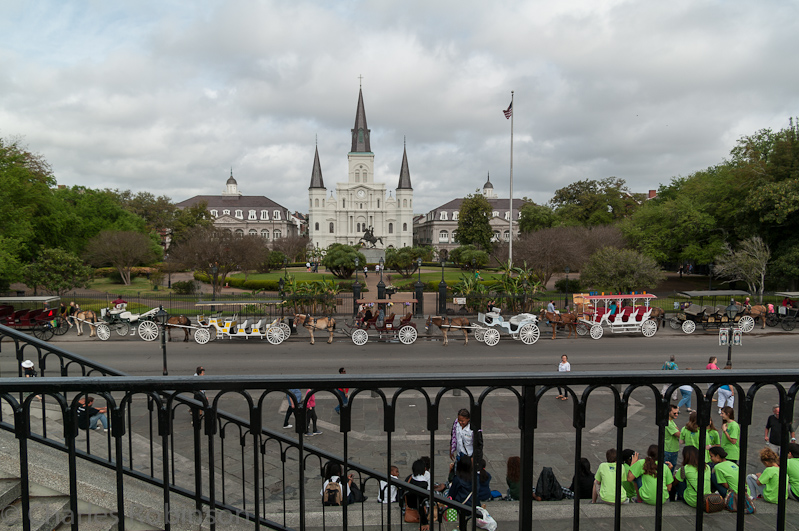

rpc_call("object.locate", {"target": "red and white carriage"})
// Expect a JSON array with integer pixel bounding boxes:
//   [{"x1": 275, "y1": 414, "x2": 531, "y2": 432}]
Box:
[{"x1": 576, "y1": 293, "x2": 659, "y2": 340}]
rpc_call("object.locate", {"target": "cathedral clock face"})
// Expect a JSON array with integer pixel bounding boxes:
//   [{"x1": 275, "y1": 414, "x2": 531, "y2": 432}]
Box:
[{"x1": 356, "y1": 189, "x2": 366, "y2": 198}]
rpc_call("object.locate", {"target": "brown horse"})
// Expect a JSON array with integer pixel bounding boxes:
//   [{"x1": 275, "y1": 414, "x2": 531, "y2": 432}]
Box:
[
  {"x1": 740, "y1": 304, "x2": 768, "y2": 329},
  {"x1": 538, "y1": 309, "x2": 578, "y2": 340},
  {"x1": 648, "y1": 306, "x2": 666, "y2": 328},
  {"x1": 425, "y1": 315, "x2": 470, "y2": 346},
  {"x1": 167, "y1": 315, "x2": 192, "y2": 342},
  {"x1": 74, "y1": 310, "x2": 98, "y2": 337},
  {"x1": 294, "y1": 314, "x2": 336, "y2": 344}
]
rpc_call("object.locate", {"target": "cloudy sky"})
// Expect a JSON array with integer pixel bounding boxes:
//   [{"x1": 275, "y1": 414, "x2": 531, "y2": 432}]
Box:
[{"x1": 2, "y1": 0, "x2": 797, "y2": 214}]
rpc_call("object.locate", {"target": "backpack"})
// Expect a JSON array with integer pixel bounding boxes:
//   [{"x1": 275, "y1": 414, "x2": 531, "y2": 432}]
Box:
[
  {"x1": 323, "y1": 479, "x2": 343, "y2": 506},
  {"x1": 535, "y1": 467, "x2": 564, "y2": 501}
]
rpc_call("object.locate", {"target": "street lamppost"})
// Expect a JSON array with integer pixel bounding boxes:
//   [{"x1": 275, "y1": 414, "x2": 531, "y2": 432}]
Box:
[
  {"x1": 155, "y1": 305, "x2": 169, "y2": 376},
  {"x1": 564, "y1": 266, "x2": 570, "y2": 308},
  {"x1": 724, "y1": 300, "x2": 739, "y2": 368},
  {"x1": 210, "y1": 263, "x2": 218, "y2": 312},
  {"x1": 377, "y1": 257, "x2": 386, "y2": 300},
  {"x1": 352, "y1": 258, "x2": 361, "y2": 316},
  {"x1": 283, "y1": 257, "x2": 288, "y2": 278},
  {"x1": 278, "y1": 277, "x2": 285, "y2": 321},
  {"x1": 414, "y1": 257, "x2": 424, "y2": 317},
  {"x1": 522, "y1": 278, "x2": 528, "y2": 312},
  {"x1": 438, "y1": 258, "x2": 447, "y2": 315}
]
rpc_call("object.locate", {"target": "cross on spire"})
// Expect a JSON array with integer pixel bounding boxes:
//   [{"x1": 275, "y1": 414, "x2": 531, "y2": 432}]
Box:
[{"x1": 358, "y1": 74, "x2": 363, "y2": 88}]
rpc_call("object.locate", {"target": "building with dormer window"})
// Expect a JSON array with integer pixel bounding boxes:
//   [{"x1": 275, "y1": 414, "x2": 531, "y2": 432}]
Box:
[
  {"x1": 176, "y1": 171, "x2": 300, "y2": 240},
  {"x1": 307, "y1": 88, "x2": 413, "y2": 249},
  {"x1": 413, "y1": 174, "x2": 525, "y2": 254}
]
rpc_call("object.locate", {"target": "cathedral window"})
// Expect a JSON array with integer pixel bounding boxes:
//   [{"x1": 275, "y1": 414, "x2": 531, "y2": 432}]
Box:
[
  {"x1": 210, "y1": 210, "x2": 218, "y2": 217},
  {"x1": 388, "y1": 223, "x2": 393, "y2": 234},
  {"x1": 329, "y1": 222, "x2": 334, "y2": 234},
  {"x1": 357, "y1": 223, "x2": 361, "y2": 232},
  {"x1": 249, "y1": 229, "x2": 257, "y2": 236},
  {"x1": 358, "y1": 128, "x2": 364, "y2": 143},
  {"x1": 439, "y1": 230, "x2": 449, "y2": 243},
  {"x1": 403, "y1": 199, "x2": 407, "y2": 207},
  {"x1": 314, "y1": 199, "x2": 319, "y2": 207},
  {"x1": 377, "y1": 199, "x2": 380, "y2": 208},
  {"x1": 315, "y1": 222, "x2": 319, "y2": 231},
  {"x1": 355, "y1": 171, "x2": 359, "y2": 182},
  {"x1": 235, "y1": 210, "x2": 243, "y2": 219},
  {"x1": 248, "y1": 210, "x2": 256, "y2": 220},
  {"x1": 235, "y1": 229, "x2": 244, "y2": 238},
  {"x1": 273, "y1": 210, "x2": 281, "y2": 220},
  {"x1": 273, "y1": 230, "x2": 281, "y2": 239},
  {"x1": 403, "y1": 223, "x2": 408, "y2": 231},
  {"x1": 261, "y1": 229, "x2": 269, "y2": 239},
  {"x1": 343, "y1": 199, "x2": 346, "y2": 208},
  {"x1": 439, "y1": 211, "x2": 448, "y2": 221}
]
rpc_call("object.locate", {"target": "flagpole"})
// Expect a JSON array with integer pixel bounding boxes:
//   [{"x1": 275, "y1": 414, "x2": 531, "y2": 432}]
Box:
[{"x1": 509, "y1": 90, "x2": 514, "y2": 267}]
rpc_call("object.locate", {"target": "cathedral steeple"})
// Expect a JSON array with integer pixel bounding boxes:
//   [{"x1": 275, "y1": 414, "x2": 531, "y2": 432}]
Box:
[
  {"x1": 350, "y1": 88, "x2": 371, "y2": 153},
  {"x1": 309, "y1": 146, "x2": 325, "y2": 189},
  {"x1": 397, "y1": 142, "x2": 412, "y2": 190}
]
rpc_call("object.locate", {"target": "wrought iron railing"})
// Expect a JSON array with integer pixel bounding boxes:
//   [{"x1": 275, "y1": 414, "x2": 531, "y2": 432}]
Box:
[{"x1": 1, "y1": 324, "x2": 798, "y2": 531}]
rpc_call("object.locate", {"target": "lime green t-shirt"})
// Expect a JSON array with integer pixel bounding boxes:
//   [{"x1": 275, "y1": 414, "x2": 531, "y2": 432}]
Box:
[
  {"x1": 713, "y1": 460, "x2": 749, "y2": 496},
  {"x1": 680, "y1": 427, "x2": 699, "y2": 448},
  {"x1": 595, "y1": 462, "x2": 627, "y2": 503},
  {"x1": 680, "y1": 428, "x2": 720, "y2": 462},
  {"x1": 622, "y1": 463, "x2": 636, "y2": 499},
  {"x1": 759, "y1": 466, "x2": 789, "y2": 504},
  {"x1": 665, "y1": 420, "x2": 680, "y2": 453},
  {"x1": 786, "y1": 458, "x2": 799, "y2": 498},
  {"x1": 630, "y1": 459, "x2": 673, "y2": 504},
  {"x1": 720, "y1": 421, "x2": 740, "y2": 461},
  {"x1": 675, "y1": 464, "x2": 711, "y2": 508}
]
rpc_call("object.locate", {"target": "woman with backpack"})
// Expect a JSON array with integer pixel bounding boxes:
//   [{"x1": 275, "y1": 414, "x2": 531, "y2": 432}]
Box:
[{"x1": 320, "y1": 461, "x2": 365, "y2": 505}]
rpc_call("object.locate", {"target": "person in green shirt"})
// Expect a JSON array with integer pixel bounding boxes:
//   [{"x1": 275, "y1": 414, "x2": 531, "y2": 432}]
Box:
[
  {"x1": 592, "y1": 448, "x2": 629, "y2": 504},
  {"x1": 664, "y1": 405, "x2": 681, "y2": 501},
  {"x1": 674, "y1": 446, "x2": 712, "y2": 507},
  {"x1": 746, "y1": 447, "x2": 788, "y2": 504},
  {"x1": 709, "y1": 446, "x2": 749, "y2": 499},
  {"x1": 786, "y1": 443, "x2": 799, "y2": 501},
  {"x1": 621, "y1": 449, "x2": 637, "y2": 500},
  {"x1": 628, "y1": 444, "x2": 674, "y2": 504},
  {"x1": 720, "y1": 406, "x2": 740, "y2": 463},
  {"x1": 679, "y1": 411, "x2": 720, "y2": 463}
]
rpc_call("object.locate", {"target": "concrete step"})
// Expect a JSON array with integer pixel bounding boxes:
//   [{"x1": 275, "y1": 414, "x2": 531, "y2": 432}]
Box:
[{"x1": 0, "y1": 495, "x2": 70, "y2": 531}]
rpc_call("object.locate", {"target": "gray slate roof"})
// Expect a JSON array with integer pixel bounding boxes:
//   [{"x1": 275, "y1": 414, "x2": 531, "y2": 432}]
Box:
[
  {"x1": 397, "y1": 146, "x2": 412, "y2": 190},
  {"x1": 176, "y1": 195, "x2": 291, "y2": 211},
  {"x1": 350, "y1": 88, "x2": 371, "y2": 153},
  {"x1": 309, "y1": 146, "x2": 325, "y2": 189}
]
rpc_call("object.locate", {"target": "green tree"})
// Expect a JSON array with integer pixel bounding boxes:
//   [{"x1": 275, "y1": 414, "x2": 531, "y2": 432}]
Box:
[
  {"x1": 0, "y1": 237, "x2": 23, "y2": 292},
  {"x1": 713, "y1": 236, "x2": 770, "y2": 302},
  {"x1": 580, "y1": 247, "x2": 665, "y2": 293},
  {"x1": 22, "y1": 248, "x2": 92, "y2": 295},
  {"x1": 455, "y1": 193, "x2": 493, "y2": 250},
  {"x1": 449, "y1": 245, "x2": 490, "y2": 270},
  {"x1": 168, "y1": 227, "x2": 239, "y2": 295},
  {"x1": 83, "y1": 231, "x2": 159, "y2": 285},
  {"x1": 518, "y1": 202, "x2": 555, "y2": 233},
  {"x1": 551, "y1": 177, "x2": 642, "y2": 226},
  {"x1": 385, "y1": 246, "x2": 433, "y2": 278},
  {"x1": 112, "y1": 190, "x2": 176, "y2": 233},
  {"x1": 321, "y1": 244, "x2": 365, "y2": 279},
  {"x1": 171, "y1": 201, "x2": 214, "y2": 244}
]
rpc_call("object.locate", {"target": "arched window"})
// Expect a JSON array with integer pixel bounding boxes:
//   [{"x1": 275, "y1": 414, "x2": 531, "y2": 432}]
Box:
[
  {"x1": 388, "y1": 223, "x2": 393, "y2": 234},
  {"x1": 235, "y1": 210, "x2": 243, "y2": 219},
  {"x1": 329, "y1": 222, "x2": 334, "y2": 233},
  {"x1": 273, "y1": 230, "x2": 281, "y2": 239},
  {"x1": 235, "y1": 229, "x2": 244, "y2": 238},
  {"x1": 248, "y1": 210, "x2": 256, "y2": 220},
  {"x1": 249, "y1": 229, "x2": 257, "y2": 236},
  {"x1": 403, "y1": 199, "x2": 407, "y2": 207},
  {"x1": 503, "y1": 230, "x2": 510, "y2": 242},
  {"x1": 357, "y1": 223, "x2": 361, "y2": 232},
  {"x1": 403, "y1": 223, "x2": 407, "y2": 231},
  {"x1": 355, "y1": 171, "x2": 359, "y2": 182},
  {"x1": 315, "y1": 199, "x2": 319, "y2": 207},
  {"x1": 210, "y1": 209, "x2": 218, "y2": 217},
  {"x1": 343, "y1": 199, "x2": 346, "y2": 208},
  {"x1": 377, "y1": 199, "x2": 380, "y2": 208},
  {"x1": 314, "y1": 222, "x2": 319, "y2": 231},
  {"x1": 492, "y1": 231, "x2": 500, "y2": 242},
  {"x1": 438, "y1": 230, "x2": 449, "y2": 243},
  {"x1": 261, "y1": 229, "x2": 269, "y2": 239},
  {"x1": 261, "y1": 210, "x2": 269, "y2": 220}
]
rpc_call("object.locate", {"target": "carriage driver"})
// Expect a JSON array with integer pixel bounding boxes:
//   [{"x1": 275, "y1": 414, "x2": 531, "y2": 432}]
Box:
[
  {"x1": 112, "y1": 295, "x2": 127, "y2": 309},
  {"x1": 547, "y1": 300, "x2": 559, "y2": 315}
]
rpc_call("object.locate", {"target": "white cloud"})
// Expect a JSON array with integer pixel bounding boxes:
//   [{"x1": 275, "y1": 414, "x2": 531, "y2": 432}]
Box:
[{"x1": 0, "y1": 0, "x2": 797, "y2": 213}]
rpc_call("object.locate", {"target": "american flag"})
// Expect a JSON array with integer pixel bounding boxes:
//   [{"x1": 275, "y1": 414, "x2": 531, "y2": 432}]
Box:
[{"x1": 503, "y1": 101, "x2": 512, "y2": 119}]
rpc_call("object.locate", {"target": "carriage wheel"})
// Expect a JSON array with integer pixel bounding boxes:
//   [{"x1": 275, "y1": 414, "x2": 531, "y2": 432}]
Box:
[
  {"x1": 138, "y1": 321, "x2": 159, "y2": 341},
  {"x1": 589, "y1": 325, "x2": 603, "y2": 340},
  {"x1": 519, "y1": 323, "x2": 540, "y2": 345},
  {"x1": 115, "y1": 322, "x2": 130, "y2": 336},
  {"x1": 483, "y1": 328, "x2": 500, "y2": 346},
  {"x1": 279, "y1": 322, "x2": 291, "y2": 339},
  {"x1": 576, "y1": 323, "x2": 589, "y2": 336},
  {"x1": 399, "y1": 325, "x2": 417, "y2": 345},
  {"x1": 681, "y1": 320, "x2": 696, "y2": 334},
  {"x1": 641, "y1": 319, "x2": 658, "y2": 337},
  {"x1": 96, "y1": 324, "x2": 111, "y2": 341},
  {"x1": 33, "y1": 323, "x2": 55, "y2": 341},
  {"x1": 352, "y1": 329, "x2": 369, "y2": 346},
  {"x1": 782, "y1": 318, "x2": 796, "y2": 332},
  {"x1": 766, "y1": 313, "x2": 778, "y2": 327},
  {"x1": 474, "y1": 327, "x2": 486, "y2": 341},
  {"x1": 738, "y1": 315, "x2": 755, "y2": 333},
  {"x1": 54, "y1": 317, "x2": 70, "y2": 336},
  {"x1": 194, "y1": 328, "x2": 211, "y2": 345},
  {"x1": 266, "y1": 326, "x2": 284, "y2": 345},
  {"x1": 668, "y1": 318, "x2": 681, "y2": 330}
]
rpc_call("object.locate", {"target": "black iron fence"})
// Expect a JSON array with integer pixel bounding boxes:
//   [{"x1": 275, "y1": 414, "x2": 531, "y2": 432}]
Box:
[{"x1": 1, "y1": 324, "x2": 799, "y2": 530}]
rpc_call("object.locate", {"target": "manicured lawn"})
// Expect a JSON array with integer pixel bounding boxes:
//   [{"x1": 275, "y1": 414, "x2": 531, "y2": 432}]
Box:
[{"x1": 88, "y1": 277, "x2": 174, "y2": 296}]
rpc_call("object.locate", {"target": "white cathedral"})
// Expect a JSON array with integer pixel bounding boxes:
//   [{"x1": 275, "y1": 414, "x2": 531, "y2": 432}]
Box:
[{"x1": 307, "y1": 88, "x2": 414, "y2": 249}]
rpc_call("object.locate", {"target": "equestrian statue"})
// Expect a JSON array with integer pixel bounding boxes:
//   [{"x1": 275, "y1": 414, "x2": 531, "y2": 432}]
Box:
[{"x1": 358, "y1": 226, "x2": 384, "y2": 248}]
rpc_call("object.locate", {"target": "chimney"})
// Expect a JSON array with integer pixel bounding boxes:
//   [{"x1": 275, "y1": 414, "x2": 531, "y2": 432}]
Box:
[{"x1": 648, "y1": 190, "x2": 657, "y2": 199}]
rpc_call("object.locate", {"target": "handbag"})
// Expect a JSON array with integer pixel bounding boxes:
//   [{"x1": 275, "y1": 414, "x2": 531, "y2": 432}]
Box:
[
  {"x1": 704, "y1": 493, "x2": 725, "y2": 513},
  {"x1": 724, "y1": 490, "x2": 756, "y2": 514}
]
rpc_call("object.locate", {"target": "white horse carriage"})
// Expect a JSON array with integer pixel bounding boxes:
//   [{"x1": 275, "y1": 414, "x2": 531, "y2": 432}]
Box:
[
  {"x1": 576, "y1": 293, "x2": 659, "y2": 340},
  {"x1": 474, "y1": 308, "x2": 541, "y2": 347},
  {"x1": 192, "y1": 300, "x2": 290, "y2": 345},
  {"x1": 96, "y1": 304, "x2": 161, "y2": 341}
]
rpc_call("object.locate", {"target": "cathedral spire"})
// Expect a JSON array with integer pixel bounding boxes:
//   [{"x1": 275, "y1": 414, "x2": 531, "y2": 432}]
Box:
[
  {"x1": 397, "y1": 143, "x2": 412, "y2": 190},
  {"x1": 309, "y1": 146, "x2": 325, "y2": 189},
  {"x1": 350, "y1": 88, "x2": 371, "y2": 153}
]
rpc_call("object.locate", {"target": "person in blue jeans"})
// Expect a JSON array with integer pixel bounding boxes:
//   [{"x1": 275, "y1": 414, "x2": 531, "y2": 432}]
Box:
[
  {"x1": 334, "y1": 367, "x2": 349, "y2": 414},
  {"x1": 677, "y1": 382, "x2": 694, "y2": 413}
]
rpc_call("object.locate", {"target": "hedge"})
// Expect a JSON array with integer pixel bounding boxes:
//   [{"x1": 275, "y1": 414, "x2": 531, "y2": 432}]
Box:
[{"x1": 193, "y1": 272, "x2": 361, "y2": 292}]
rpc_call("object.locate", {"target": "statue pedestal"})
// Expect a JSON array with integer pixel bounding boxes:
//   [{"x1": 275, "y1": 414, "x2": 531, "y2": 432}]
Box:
[{"x1": 361, "y1": 248, "x2": 386, "y2": 264}]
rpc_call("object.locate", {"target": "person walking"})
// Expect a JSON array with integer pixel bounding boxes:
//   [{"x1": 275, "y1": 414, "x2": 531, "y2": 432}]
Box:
[
  {"x1": 334, "y1": 368, "x2": 349, "y2": 414},
  {"x1": 305, "y1": 389, "x2": 322, "y2": 436},
  {"x1": 661, "y1": 355, "x2": 678, "y2": 398},
  {"x1": 677, "y1": 378, "x2": 694, "y2": 414},
  {"x1": 283, "y1": 388, "x2": 302, "y2": 429},
  {"x1": 556, "y1": 355, "x2": 570, "y2": 400},
  {"x1": 765, "y1": 405, "x2": 796, "y2": 455}
]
